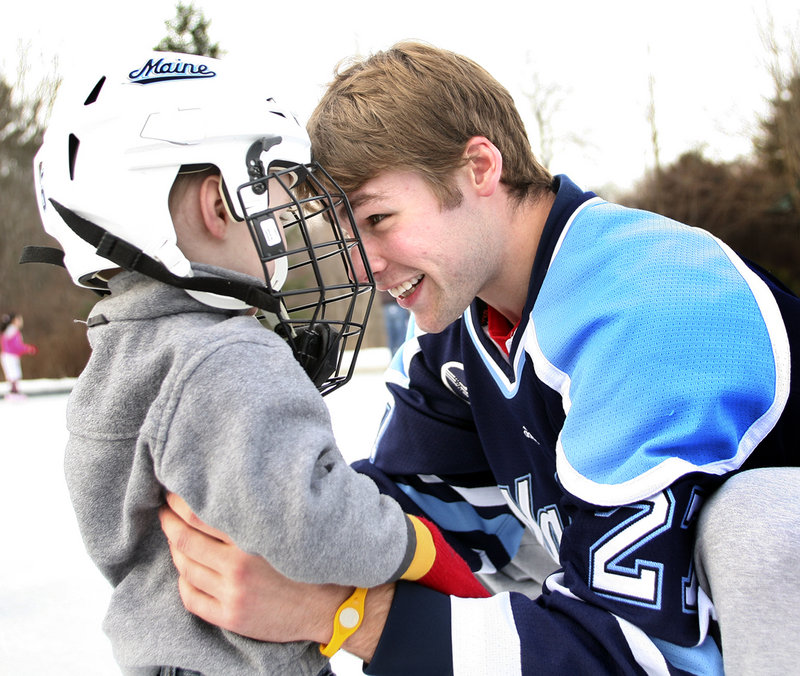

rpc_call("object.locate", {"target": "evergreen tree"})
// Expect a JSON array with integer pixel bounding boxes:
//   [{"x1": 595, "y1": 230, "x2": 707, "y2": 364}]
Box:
[{"x1": 155, "y1": 3, "x2": 223, "y2": 58}]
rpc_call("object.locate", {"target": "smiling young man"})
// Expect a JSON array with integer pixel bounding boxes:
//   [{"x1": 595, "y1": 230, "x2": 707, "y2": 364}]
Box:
[
  {"x1": 161, "y1": 41, "x2": 800, "y2": 675},
  {"x1": 345, "y1": 163, "x2": 552, "y2": 335}
]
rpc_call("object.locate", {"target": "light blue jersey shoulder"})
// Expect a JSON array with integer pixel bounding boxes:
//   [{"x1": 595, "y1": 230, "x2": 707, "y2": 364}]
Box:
[{"x1": 529, "y1": 199, "x2": 791, "y2": 505}]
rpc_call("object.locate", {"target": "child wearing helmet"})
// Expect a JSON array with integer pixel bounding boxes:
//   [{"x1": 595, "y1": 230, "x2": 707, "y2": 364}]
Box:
[{"x1": 32, "y1": 52, "x2": 487, "y2": 676}]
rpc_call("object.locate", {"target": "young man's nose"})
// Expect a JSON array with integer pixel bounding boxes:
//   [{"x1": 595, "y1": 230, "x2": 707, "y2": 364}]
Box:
[
  {"x1": 348, "y1": 246, "x2": 370, "y2": 284},
  {"x1": 350, "y1": 238, "x2": 385, "y2": 284}
]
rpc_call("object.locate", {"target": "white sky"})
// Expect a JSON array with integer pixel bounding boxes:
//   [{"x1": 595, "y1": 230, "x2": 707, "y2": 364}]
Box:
[{"x1": 2, "y1": 0, "x2": 798, "y2": 193}]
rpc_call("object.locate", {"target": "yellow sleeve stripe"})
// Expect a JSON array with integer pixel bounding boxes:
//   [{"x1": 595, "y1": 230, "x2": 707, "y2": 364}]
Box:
[{"x1": 401, "y1": 515, "x2": 436, "y2": 581}]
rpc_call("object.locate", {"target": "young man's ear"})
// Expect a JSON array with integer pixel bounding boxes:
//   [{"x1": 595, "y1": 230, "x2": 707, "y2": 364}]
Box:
[
  {"x1": 464, "y1": 136, "x2": 503, "y2": 197},
  {"x1": 198, "y1": 174, "x2": 232, "y2": 239}
]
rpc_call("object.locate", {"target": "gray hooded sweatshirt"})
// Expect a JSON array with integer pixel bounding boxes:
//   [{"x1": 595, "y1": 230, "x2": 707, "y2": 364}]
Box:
[{"x1": 64, "y1": 266, "x2": 412, "y2": 675}]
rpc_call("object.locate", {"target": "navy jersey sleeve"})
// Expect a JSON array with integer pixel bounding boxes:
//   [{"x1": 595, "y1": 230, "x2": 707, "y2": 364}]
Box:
[
  {"x1": 364, "y1": 582, "x2": 646, "y2": 676},
  {"x1": 355, "y1": 330, "x2": 527, "y2": 574},
  {"x1": 366, "y1": 577, "x2": 719, "y2": 675}
]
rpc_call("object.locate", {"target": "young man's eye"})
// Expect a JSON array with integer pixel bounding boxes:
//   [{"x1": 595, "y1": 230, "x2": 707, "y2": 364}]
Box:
[{"x1": 367, "y1": 214, "x2": 387, "y2": 226}]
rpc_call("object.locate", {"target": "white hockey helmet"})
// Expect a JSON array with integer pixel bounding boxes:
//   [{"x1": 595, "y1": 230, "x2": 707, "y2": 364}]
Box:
[{"x1": 31, "y1": 51, "x2": 375, "y2": 394}]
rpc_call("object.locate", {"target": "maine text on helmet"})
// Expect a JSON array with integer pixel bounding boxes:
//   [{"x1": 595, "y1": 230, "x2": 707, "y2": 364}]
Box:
[{"x1": 128, "y1": 58, "x2": 217, "y2": 84}]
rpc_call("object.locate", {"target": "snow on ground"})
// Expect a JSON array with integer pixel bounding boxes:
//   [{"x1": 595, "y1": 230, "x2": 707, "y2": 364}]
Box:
[{"x1": 0, "y1": 349, "x2": 393, "y2": 675}]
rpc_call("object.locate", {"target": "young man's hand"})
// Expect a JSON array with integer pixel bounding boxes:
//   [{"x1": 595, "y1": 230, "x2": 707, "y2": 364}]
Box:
[{"x1": 158, "y1": 493, "x2": 393, "y2": 661}]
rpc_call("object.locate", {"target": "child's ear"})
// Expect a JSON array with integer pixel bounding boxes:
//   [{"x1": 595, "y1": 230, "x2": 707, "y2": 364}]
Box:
[{"x1": 198, "y1": 174, "x2": 231, "y2": 239}]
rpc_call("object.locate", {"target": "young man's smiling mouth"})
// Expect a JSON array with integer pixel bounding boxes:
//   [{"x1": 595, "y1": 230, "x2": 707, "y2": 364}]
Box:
[{"x1": 388, "y1": 274, "x2": 424, "y2": 299}]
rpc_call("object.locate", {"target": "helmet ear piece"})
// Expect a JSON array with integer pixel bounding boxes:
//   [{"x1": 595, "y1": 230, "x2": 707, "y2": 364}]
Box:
[{"x1": 216, "y1": 174, "x2": 242, "y2": 224}]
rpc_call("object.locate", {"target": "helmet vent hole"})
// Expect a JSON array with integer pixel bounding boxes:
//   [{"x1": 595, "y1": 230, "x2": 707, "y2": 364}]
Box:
[
  {"x1": 68, "y1": 134, "x2": 80, "y2": 180},
  {"x1": 84, "y1": 76, "x2": 106, "y2": 105}
]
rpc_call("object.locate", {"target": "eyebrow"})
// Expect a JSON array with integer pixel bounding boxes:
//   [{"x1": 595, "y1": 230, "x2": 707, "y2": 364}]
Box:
[{"x1": 348, "y1": 190, "x2": 388, "y2": 210}]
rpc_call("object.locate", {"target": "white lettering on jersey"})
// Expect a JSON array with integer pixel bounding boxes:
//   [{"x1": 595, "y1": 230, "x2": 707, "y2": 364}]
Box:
[
  {"x1": 589, "y1": 490, "x2": 675, "y2": 609},
  {"x1": 680, "y1": 486, "x2": 705, "y2": 613},
  {"x1": 499, "y1": 474, "x2": 563, "y2": 563}
]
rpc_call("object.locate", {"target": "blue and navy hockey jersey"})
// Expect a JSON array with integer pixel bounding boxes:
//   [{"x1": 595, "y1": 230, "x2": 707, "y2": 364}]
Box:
[{"x1": 356, "y1": 176, "x2": 798, "y2": 675}]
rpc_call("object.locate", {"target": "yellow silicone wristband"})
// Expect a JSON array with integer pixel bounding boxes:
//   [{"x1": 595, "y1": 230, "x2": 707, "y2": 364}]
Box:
[{"x1": 319, "y1": 587, "x2": 368, "y2": 658}]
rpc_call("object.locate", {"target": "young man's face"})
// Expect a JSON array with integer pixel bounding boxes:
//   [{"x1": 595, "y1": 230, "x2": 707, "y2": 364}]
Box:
[{"x1": 347, "y1": 170, "x2": 500, "y2": 334}]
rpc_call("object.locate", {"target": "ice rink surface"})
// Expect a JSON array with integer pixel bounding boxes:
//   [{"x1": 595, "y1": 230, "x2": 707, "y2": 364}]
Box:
[{"x1": 0, "y1": 350, "x2": 393, "y2": 675}]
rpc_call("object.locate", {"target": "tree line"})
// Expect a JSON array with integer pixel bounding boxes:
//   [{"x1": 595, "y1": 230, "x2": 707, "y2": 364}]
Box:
[{"x1": 618, "y1": 68, "x2": 799, "y2": 295}]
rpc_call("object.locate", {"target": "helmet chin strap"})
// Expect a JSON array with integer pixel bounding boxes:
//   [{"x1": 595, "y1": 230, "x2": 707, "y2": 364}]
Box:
[
  {"x1": 184, "y1": 254, "x2": 285, "y2": 310},
  {"x1": 36, "y1": 200, "x2": 342, "y2": 388},
  {"x1": 46, "y1": 199, "x2": 282, "y2": 314},
  {"x1": 184, "y1": 246, "x2": 287, "y2": 310}
]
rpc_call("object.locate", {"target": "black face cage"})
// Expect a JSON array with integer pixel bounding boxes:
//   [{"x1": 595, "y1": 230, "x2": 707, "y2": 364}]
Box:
[{"x1": 237, "y1": 160, "x2": 375, "y2": 396}]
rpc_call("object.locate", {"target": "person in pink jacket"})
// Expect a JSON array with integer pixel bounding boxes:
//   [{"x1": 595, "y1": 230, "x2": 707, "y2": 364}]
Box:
[{"x1": 1, "y1": 313, "x2": 37, "y2": 399}]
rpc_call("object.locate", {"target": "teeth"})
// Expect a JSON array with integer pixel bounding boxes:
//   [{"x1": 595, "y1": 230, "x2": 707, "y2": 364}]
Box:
[{"x1": 389, "y1": 274, "x2": 423, "y2": 299}]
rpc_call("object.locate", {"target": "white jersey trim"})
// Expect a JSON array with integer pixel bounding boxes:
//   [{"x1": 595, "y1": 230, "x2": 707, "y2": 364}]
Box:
[
  {"x1": 451, "y1": 593, "x2": 522, "y2": 676},
  {"x1": 417, "y1": 474, "x2": 510, "y2": 508}
]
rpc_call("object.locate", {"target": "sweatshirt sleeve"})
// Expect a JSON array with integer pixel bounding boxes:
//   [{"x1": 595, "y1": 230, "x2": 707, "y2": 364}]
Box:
[{"x1": 148, "y1": 328, "x2": 411, "y2": 587}]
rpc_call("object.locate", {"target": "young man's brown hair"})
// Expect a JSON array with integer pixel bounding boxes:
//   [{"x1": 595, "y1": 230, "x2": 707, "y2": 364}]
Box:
[{"x1": 308, "y1": 40, "x2": 553, "y2": 208}]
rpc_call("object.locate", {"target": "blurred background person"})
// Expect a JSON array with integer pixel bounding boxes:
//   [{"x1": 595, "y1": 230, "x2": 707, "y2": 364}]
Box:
[
  {"x1": 379, "y1": 290, "x2": 410, "y2": 356},
  {"x1": 1, "y1": 313, "x2": 38, "y2": 400}
]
